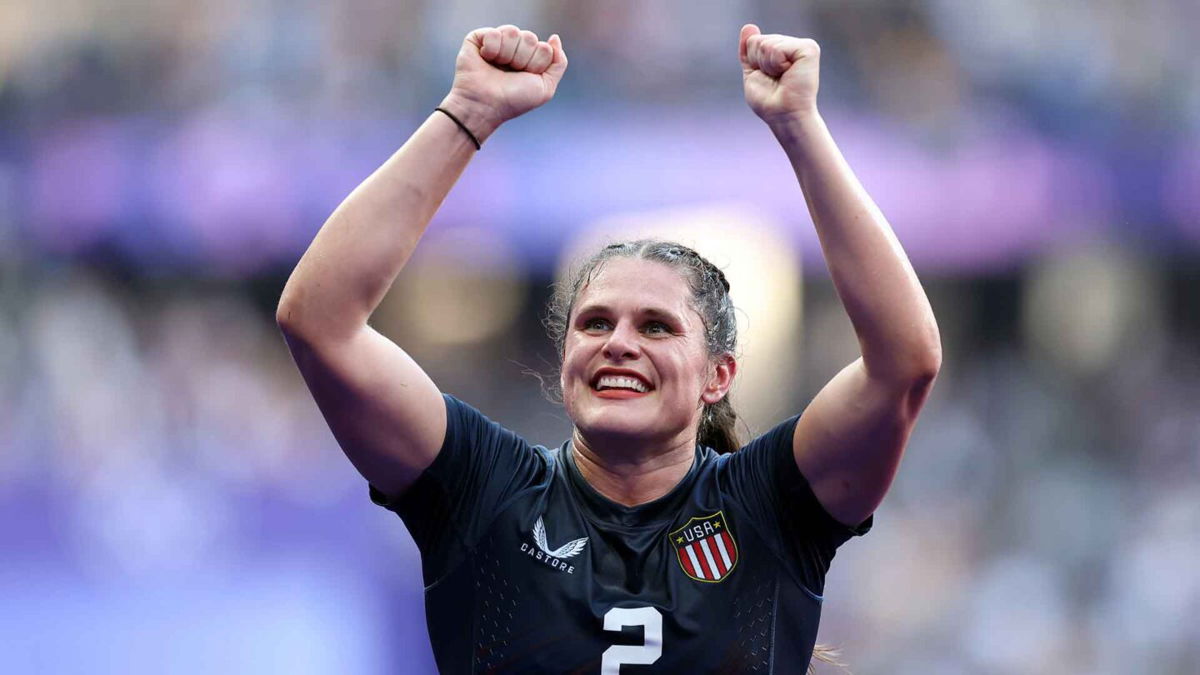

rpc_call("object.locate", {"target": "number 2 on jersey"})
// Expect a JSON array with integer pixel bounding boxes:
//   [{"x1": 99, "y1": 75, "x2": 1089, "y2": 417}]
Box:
[{"x1": 601, "y1": 606, "x2": 662, "y2": 673}]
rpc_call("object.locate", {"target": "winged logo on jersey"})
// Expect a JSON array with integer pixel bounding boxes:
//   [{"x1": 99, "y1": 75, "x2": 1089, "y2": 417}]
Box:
[
  {"x1": 669, "y1": 511, "x2": 738, "y2": 582},
  {"x1": 533, "y1": 516, "x2": 589, "y2": 559}
]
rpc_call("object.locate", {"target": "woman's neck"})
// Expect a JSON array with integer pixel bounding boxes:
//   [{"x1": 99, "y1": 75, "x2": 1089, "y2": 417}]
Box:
[{"x1": 570, "y1": 430, "x2": 697, "y2": 507}]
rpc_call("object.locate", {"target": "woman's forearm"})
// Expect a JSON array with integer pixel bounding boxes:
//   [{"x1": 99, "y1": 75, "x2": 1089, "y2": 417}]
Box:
[
  {"x1": 276, "y1": 98, "x2": 499, "y2": 341},
  {"x1": 771, "y1": 111, "x2": 941, "y2": 382}
]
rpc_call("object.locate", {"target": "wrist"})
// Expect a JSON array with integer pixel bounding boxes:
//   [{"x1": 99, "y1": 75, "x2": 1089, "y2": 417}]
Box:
[
  {"x1": 764, "y1": 107, "x2": 825, "y2": 146},
  {"x1": 438, "y1": 93, "x2": 504, "y2": 146}
]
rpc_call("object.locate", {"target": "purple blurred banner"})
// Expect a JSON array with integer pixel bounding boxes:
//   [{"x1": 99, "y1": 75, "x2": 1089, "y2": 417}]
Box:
[{"x1": 12, "y1": 104, "x2": 1198, "y2": 274}]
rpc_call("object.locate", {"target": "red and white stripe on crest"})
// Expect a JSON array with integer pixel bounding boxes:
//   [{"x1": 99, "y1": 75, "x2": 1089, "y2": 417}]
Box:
[{"x1": 677, "y1": 531, "x2": 736, "y2": 580}]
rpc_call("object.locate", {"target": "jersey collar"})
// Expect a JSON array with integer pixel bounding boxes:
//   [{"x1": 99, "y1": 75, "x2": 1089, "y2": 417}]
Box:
[{"x1": 561, "y1": 439, "x2": 707, "y2": 527}]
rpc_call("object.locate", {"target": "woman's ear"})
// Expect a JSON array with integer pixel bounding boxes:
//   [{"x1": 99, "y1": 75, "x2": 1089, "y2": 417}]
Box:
[{"x1": 701, "y1": 354, "x2": 737, "y2": 405}]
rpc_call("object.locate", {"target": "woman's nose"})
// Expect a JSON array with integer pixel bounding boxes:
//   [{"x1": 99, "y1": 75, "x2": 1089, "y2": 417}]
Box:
[{"x1": 602, "y1": 322, "x2": 640, "y2": 360}]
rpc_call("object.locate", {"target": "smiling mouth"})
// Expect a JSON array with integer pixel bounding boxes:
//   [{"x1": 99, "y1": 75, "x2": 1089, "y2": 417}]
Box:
[
  {"x1": 589, "y1": 373, "x2": 654, "y2": 400},
  {"x1": 593, "y1": 375, "x2": 651, "y2": 393}
]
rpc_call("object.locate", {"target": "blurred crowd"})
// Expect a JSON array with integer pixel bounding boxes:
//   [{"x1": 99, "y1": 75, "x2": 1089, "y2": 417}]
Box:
[
  {"x1": 2, "y1": 0, "x2": 1199, "y2": 270},
  {"x1": 4, "y1": 0, "x2": 1196, "y2": 124},
  {"x1": 2, "y1": 0, "x2": 1199, "y2": 674},
  {"x1": 3, "y1": 252, "x2": 1198, "y2": 673}
]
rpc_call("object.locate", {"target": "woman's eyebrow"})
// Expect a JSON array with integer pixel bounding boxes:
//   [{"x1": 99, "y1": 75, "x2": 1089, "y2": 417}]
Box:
[
  {"x1": 575, "y1": 304, "x2": 685, "y2": 324},
  {"x1": 573, "y1": 303, "x2": 610, "y2": 318},
  {"x1": 639, "y1": 307, "x2": 685, "y2": 324}
]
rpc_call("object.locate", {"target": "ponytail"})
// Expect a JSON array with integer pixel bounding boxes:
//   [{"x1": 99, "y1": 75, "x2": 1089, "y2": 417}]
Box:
[
  {"x1": 809, "y1": 643, "x2": 849, "y2": 674},
  {"x1": 698, "y1": 395, "x2": 740, "y2": 454}
]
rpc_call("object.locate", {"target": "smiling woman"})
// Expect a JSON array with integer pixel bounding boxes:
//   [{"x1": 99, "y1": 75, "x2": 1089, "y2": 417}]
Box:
[
  {"x1": 546, "y1": 242, "x2": 741, "y2": 469},
  {"x1": 276, "y1": 21, "x2": 938, "y2": 675}
]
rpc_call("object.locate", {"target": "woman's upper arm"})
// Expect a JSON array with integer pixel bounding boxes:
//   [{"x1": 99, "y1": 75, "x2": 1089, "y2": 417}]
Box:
[
  {"x1": 280, "y1": 322, "x2": 447, "y2": 499},
  {"x1": 792, "y1": 357, "x2": 937, "y2": 527}
]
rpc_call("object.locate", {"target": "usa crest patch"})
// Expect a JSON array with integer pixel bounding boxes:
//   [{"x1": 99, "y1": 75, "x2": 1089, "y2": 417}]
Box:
[{"x1": 669, "y1": 512, "x2": 738, "y2": 582}]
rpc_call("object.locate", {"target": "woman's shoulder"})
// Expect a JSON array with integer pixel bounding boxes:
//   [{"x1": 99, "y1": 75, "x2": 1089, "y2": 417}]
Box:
[
  {"x1": 441, "y1": 393, "x2": 560, "y2": 458},
  {"x1": 707, "y1": 414, "x2": 803, "y2": 463}
]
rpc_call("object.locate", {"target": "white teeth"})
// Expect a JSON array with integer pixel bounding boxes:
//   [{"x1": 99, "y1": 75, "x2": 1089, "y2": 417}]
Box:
[{"x1": 596, "y1": 375, "x2": 649, "y2": 393}]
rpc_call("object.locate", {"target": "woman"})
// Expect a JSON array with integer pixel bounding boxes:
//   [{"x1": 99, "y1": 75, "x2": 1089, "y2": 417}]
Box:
[{"x1": 277, "y1": 23, "x2": 940, "y2": 673}]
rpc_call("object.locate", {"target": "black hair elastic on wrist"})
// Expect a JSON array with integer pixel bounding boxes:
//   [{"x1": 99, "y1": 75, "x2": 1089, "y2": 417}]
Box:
[{"x1": 434, "y1": 107, "x2": 482, "y2": 150}]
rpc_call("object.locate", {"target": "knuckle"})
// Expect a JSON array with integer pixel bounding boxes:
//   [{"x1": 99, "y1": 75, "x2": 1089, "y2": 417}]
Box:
[
  {"x1": 500, "y1": 25, "x2": 519, "y2": 37},
  {"x1": 521, "y1": 30, "x2": 538, "y2": 43}
]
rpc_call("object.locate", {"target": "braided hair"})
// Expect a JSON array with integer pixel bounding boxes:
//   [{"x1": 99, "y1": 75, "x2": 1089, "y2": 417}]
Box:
[{"x1": 545, "y1": 240, "x2": 741, "y2": 453}]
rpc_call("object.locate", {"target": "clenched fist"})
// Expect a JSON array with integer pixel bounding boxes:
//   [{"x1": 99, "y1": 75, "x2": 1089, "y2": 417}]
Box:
[
  {"x1": 739, "y1": 24, "x2": 821, "y2": 125},
  {"x1": 440, "y1": 25, "x2": 568, "y2": 143}
]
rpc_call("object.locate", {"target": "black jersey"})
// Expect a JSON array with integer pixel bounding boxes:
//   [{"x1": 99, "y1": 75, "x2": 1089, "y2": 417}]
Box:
[{"x1": 370, "y1": 395, "x2": 871, "y2": 673}]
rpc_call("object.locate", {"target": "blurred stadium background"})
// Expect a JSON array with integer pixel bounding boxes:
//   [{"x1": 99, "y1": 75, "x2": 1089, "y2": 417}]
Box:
[{"x1": 2, "y1": 0, "x2": 1198, "y2": 673}]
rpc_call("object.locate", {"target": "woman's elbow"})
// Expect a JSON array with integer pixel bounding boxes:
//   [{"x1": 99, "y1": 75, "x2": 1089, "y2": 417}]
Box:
[
  {"x1": 913, "y1": 337, "x2": 942, "y2": 381},
  {"x1": 903, "y1": 329, "x2": 942, "y2": 413},
  {"x1": 275, "y1": 291, "x2": 304, "y2": 335},
  {"x1": 909, "y1": 312, "x2": 943, "y2": 378}
]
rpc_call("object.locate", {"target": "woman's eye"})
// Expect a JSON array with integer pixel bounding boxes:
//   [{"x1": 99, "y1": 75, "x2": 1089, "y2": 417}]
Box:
[{"x1": 580, "y1": 318, "x2": 670, "y2": 334}]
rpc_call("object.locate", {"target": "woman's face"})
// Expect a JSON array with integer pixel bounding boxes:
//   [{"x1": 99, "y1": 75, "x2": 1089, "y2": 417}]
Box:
[{"x1": 561, "y1": 257, "x2": 733, "y2": 450}]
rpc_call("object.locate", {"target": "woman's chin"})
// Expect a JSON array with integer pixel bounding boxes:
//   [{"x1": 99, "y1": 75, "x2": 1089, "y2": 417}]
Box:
[
  {"x1": 577, "y1": 410, "x2": 657, "y2": 441},
  {"x1": 577, "y1": 407, "x2": 690, "y2": 447},
  {"x1": 567, "y1": 390, "x2": 684, "y2": 443}
]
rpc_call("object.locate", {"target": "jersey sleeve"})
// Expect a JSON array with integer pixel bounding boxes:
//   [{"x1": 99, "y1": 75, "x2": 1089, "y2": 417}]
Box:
[
  {"x1": 719, "y1": 414, "x2": 873, "y2": 596},
  {"x1": 367, "y1": 394, "x2": 550, "y2": 583}
]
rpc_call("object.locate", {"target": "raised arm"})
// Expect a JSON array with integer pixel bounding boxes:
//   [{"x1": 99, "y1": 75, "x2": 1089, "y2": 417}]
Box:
[
  {"x1": 277, "y1": 26, "x2": 567, "y2": 498},
  {"x1": 739, "y1": 25, "x2": 941, "y2": 526}
]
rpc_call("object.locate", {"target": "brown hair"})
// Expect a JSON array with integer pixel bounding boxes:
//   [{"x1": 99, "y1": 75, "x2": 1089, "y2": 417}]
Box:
[{"x1": 810, "y1": 644, "x2": 849, "y2": 674}]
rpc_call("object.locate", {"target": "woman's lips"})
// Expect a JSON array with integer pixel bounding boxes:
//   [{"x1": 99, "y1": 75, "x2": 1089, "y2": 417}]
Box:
[{"x1": 593, "y1": 388, "x2": 651, "y2": 400}]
